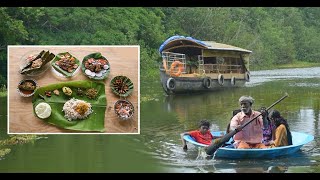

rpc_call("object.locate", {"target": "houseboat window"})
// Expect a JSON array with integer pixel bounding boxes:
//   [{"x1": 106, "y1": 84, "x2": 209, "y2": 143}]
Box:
[
  {"x1": 217, "y1": 57, "x2": 225, "y2": 64},
  {"x1": 204, "y1": 57, "x2": 216, "y2": 64}
]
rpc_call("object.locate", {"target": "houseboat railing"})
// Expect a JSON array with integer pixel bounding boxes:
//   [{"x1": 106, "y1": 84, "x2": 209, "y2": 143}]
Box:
[
  {"x1": 203, "y1": 64, "x2": 242, "y2": 74},
  {"x1": 161, "y1": 52, "x2": 187, "y2": 75},
  {"x1": 198, "y1": 55, "x2": 204, "y2": 75}
]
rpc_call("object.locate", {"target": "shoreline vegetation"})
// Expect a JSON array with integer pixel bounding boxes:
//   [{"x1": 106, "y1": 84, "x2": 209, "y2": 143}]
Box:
[
  {"x1": 0, "y1": 135, "x2": 38, "y2": 158},
  {"x1": 275, "y1": 61, "x2": 320, "y2": 69},
  {"x1": 251, "y1": 61, "x2": 320, "y2": 71},
  {"x1": 1, "y1": 8, "x2": 320, "y2": 87},
  {"x1": 0, "y1": 93, "x2": 38, "y2": 159}
]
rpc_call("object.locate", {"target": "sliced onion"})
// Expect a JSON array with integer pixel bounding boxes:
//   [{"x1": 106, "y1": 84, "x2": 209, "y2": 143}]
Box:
[
  {"x1": 95, "y1": 71, "x2": 103, "y2": 77},
  {"x1": 103, "y1": 65, "x2": 109, "y2": 70},
  {"x1": 85, "y1": 69, "x2": 92, "y2": 76}
]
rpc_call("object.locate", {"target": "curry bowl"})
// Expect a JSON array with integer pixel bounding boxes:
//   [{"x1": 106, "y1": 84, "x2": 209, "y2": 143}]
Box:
[{"x1": 17, "y1": 79, "x2": 38, "y2": 97}]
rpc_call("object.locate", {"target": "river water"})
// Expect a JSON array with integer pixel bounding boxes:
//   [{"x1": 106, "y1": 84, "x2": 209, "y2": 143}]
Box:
[{"x1": 1, "y1": 67, "x2": 320, "y2": 173}]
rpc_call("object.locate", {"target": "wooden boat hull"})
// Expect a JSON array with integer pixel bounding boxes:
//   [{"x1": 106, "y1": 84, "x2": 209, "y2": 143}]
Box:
[
  {"x1": 160, "y1": 69, "x2": 246, "y2": 95},
  {"x1": 183, "y1": 131, "x2": 314, "y2": 159}
]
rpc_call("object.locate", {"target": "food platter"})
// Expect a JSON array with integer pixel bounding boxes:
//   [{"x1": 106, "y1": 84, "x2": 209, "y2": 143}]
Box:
[
  {"x1": 32, "y1": 80, "x2": 106, "y2": 132},
  {"x1": 81, "y1": 52, "x2": 110, "y2": 80},
  {"x1": 51, "y1": 52, "x2": 80, "y2": 78}
]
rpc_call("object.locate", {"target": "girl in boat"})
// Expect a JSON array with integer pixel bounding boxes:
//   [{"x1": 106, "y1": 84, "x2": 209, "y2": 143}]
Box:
[{"x1": 267, "y1": 110, "x2": 293, "y2": 147}]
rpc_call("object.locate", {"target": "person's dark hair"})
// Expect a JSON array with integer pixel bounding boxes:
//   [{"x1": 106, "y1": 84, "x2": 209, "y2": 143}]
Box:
[
  {"x1": 226, "y1": 109, "x2": 241, "y2": 133},
  {"x1": 269, "y1": 110, "x2": 293, "y2": 145},
  {"x1": 199, "y1": 120, "x2": 210, "y2": 128}
]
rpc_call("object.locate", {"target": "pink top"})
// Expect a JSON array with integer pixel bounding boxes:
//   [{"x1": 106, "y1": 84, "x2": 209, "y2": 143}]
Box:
[{"x1": 230, "y1": 110, "x2": 263, "y2": 144}]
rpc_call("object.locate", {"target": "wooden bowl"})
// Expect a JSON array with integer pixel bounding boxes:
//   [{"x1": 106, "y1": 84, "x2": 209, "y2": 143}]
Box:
[
  {"x1": 114, "y1": 99, "x2": 134, "y2": 120},
  {"x1": 17, "y1": 79, "x2": 37, "y2": 97}
]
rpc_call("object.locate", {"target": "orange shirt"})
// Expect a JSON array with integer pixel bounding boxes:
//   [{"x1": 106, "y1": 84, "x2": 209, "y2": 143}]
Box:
[
  {"x1": 272, "y1": 124, "x2": 288, "y2": 147},
  {"x1": 189, "y1": 130, "x2": 213, "y2": 145},
  {"x1": 230, "y1": 110, "x2": 264, "y2": 144}
]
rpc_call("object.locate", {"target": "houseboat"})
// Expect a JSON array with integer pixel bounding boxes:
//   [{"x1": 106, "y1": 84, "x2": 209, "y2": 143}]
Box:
[{"x1": 159, "y1": 35, "x2": 252, "y2": 95}]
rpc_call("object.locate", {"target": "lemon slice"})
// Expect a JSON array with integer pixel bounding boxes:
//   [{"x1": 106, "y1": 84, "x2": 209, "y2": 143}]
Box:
[{"x1": 35, "y1": 102, "x2": 52, "y2": 119}]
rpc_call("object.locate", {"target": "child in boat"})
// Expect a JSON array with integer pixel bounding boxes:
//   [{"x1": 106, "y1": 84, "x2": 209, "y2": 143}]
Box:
[
  {"x1": 259, "y1": 107, "x2": 276, "y2": 146},
  {"x1": 180, "y1": 120, "x2": 224, "y2": 151},
  {"x1": 267, "y1": 110, "x2": 293, "y2": 147}
]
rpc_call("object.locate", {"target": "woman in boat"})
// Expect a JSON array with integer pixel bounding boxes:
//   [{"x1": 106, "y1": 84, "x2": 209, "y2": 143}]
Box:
[
  {"x1": 180, "y1": 120, "x2": 224, "y2": 151},
  {"x1": 230, "y1": 96, "x2": 267, "y2": 149},
  {"x1": 267, "y1": 110, "x2": 293, "y2": 147}
]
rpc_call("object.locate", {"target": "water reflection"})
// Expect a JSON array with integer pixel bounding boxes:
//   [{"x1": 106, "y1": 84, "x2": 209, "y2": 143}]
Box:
[
  {"x1": 192, "y1": 147, "x2": 316, "y2": 173},
  {"x1": 164, "y1": 90, "x2": 247, "y2": 131}
]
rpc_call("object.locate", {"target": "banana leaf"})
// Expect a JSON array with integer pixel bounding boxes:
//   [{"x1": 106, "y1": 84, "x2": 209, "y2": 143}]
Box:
[
  {"x1": 32, "y1": 80, "x2": 106, "y2": 132},
  {"x1": 51, "y1": 52, "x2": 80, "y2": 78},
  {"x1": 81, "y1": 52, "x2": 110, "y2": 80}
]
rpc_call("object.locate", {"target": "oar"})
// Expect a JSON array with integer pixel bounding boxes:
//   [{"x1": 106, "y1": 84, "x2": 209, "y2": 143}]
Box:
[{"x1": 205, "y1": 93, "x2": 289, "y2": 158}]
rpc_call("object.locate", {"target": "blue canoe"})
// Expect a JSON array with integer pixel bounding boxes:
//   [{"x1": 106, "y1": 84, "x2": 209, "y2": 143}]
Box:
[{"x1": 183, "y1": 131, "x2": 314, "y2": 159}]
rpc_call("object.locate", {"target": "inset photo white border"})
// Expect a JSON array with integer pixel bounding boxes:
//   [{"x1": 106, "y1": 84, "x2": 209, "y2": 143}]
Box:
[{"x1": 8, "y1": 45, "x2": 140, "y2": 135}]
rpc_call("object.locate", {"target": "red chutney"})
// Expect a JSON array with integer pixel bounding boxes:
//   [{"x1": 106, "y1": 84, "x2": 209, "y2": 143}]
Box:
[{"x1": 19, "y1": 88, "x2": 34, "y2": 95}]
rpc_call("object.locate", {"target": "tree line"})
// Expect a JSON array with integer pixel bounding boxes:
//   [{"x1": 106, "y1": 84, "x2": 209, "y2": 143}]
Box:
[{"x1": 1, "y1": 7, "x2": 320, "y2": 88}]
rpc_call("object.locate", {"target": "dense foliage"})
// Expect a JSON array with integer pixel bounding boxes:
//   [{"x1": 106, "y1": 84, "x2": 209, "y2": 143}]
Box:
[{"x1": 1, "y1": 7, "x2": 320, "y2": 88}]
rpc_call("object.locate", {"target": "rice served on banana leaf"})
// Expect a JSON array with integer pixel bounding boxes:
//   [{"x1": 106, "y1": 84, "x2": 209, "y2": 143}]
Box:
[{"x1": 63, "y1": 98, "x2": 93, "y2": 121}]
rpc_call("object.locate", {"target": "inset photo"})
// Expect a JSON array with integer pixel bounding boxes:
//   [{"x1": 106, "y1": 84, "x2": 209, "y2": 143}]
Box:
[{"x1": 8, "y1": 46, "x2": 139, "y2": 134}]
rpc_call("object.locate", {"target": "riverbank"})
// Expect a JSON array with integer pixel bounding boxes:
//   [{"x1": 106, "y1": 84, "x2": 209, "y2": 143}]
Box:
[
  {"x1": 251, "y1": 61, "x2": 320, "y2": 71},
  {"x1": 0, "y1": 135, "x2": 38, "y2": 158},
  {"x1": 277, "y1": 61, "x2": 320, "y2": 69}
]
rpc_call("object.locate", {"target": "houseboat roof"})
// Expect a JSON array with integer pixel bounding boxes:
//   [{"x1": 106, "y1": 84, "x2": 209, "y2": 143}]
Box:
[
  {"x1": 159, "y1": 35, "x2": 252, "y2": 54},
  {"x1": 203, "y1": 41, "x2": 252, "y2": 53}
]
